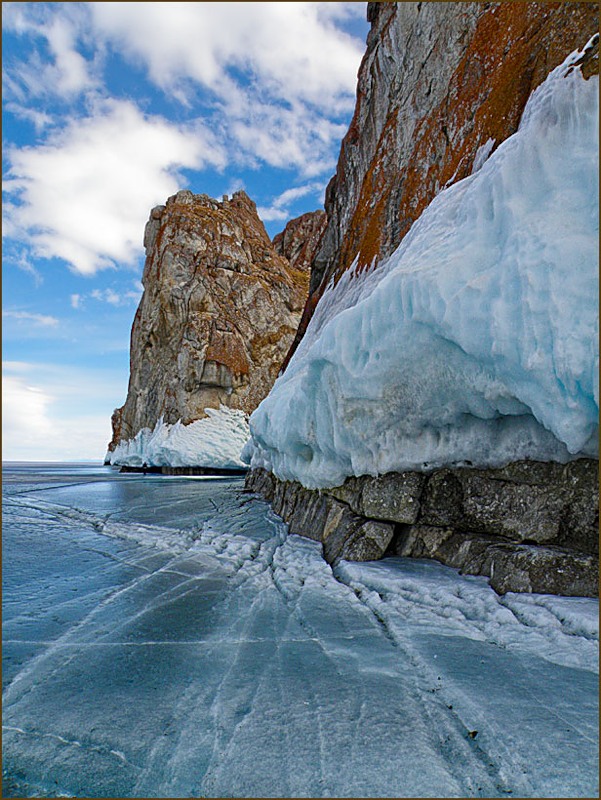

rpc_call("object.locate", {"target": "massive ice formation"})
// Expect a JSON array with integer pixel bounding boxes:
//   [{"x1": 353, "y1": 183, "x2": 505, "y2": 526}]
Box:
[
  {"x1": 245, "y1": 51, "x2": 599, "y2": 489},
  {"x1": 107, "y1": 406, "x2": 249, "y2": 469}
]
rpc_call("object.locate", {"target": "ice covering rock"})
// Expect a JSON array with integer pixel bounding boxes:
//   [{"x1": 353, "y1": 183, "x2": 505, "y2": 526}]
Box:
[
  {"x1": 245, "y1": 52, "x2": 599, "y2": 489},
  {"x1": 107, "y1": 189, "x2": 308, "y2": 460},
  {"x1": 107, "y1": 406, "x2": 249, "y2": 469},
  {"x1": 287, "y1": 1, "x2": 599, "y2": 364}
]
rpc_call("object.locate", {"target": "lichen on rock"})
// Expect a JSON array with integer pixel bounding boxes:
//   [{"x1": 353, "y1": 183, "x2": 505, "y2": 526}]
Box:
[{"x1": 107, "y1": 189, "x2": 310, "y2": 453}]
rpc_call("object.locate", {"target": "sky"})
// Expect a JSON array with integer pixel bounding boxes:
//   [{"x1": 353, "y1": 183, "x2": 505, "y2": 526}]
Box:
[{"x1": 2, "y1": 1, "x2": 369, "y2": 462}]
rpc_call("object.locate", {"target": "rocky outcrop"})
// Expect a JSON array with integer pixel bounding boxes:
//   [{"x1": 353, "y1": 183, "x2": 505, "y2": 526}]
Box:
[
  {"x1": 246, "y1": 459, "x2": 599, "y2": 597},
  {"x1": 245, "y1": 1, "x2": 599, "y2": 596},
  {"x1": 108, "y1": 189, "x2": 309, "y2": 451},
  {"x1": 285, "y1": 1, "x2": 599, "y2": 366},
  {"x1": 272, "y1": 210, "x2": 326, "y2": 273}
]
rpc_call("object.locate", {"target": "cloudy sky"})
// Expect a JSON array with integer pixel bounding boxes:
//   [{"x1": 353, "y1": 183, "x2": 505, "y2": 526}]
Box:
[{"x1": 2, "y1": 1, "x2": 369, "y2": 462}]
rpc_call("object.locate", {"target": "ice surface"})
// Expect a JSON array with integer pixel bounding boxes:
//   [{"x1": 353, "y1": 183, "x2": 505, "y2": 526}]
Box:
[
  {"x1": 108, "y1": 405, "x2": 250, "y2": 468},
  {"x1": 2, "y1": 464, "x2": 598, "y2": 798},
  {"x1": 245, "y1": 49, "x2": 599, "y2": 488}
]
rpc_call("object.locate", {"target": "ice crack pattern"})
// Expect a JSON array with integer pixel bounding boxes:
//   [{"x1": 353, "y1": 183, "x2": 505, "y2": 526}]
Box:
[{"x1": 3, "y1": 465, "x2": 598, "y2": 798}]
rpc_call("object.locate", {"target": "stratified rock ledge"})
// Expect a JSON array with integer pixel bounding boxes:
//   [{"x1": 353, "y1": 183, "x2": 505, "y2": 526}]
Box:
[
  {"x1": 119, "y1": 465, "x2": 248, "y2": 476},
  {"x1": 245, "y1": 459, "x2": 599, "y2": 597}
]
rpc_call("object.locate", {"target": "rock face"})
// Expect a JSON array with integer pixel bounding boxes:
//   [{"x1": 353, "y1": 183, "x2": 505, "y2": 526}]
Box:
[
  {"x1": 245, "y1": 2, "x2": 599, "y2": 595},
  {"x1": 272, "y1": 210, "x2": 326, "y2": 273},
  {"x1": 108, "y1": 190, "x2": 309, "y2": 451},
  {"x1": 285, "y1": 0, "x2": 599, "y2": 366},
  {"x1": 246, "y1": 460, "x2": 599, "y2": 597}
]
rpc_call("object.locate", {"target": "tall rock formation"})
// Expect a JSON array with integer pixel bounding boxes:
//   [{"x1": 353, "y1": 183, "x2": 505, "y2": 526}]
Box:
[
  {"x1": 108, "y1": 189, "x2": 309, "y2": 452},
  {"x1": 283, "y1": 0, "x2": 599, "y2": 368}
]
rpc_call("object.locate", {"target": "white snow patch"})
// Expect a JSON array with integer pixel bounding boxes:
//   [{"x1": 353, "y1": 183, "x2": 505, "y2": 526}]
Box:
[
  {"x1": 246, "y1": 47, "x2": 599, "y2": 488},
  {"x1": 108, "y1": 405, "x2": 250, "y2": 468}
]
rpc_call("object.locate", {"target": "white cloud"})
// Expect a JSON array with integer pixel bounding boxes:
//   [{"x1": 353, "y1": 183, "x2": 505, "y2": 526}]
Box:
[
  {"x1": 258, "y1": 181, "x2": 325, "y2": 222},
  {"x1": 2, "y1": 3, "x2": 97, "y2": 102},
  {"x1": 3, "y1": 310, "x2": 59, "y2": 327},
  {"x1": 89, "y1": 2, "x2": 364, "y2": 113},
  {"x1": 90, "y1": 286, "x2": 142, "y2": 306},
  {"x1": 3, "y1": 99, "x2": 226, "y2": 275},
  {"x1": 3, "y1": 102, "x2": 53, "y2": 132},
  {"x1": 4, "y1": 248, "x2": 44, "y2": 285},
  {"x1": 2, "y1": 3, "x2": 366, "y2": 277},
  {"x1": 2, "y1": 374, "x2": 55, "y2": 447},
  {"x1": 87, "y1": 2, "x2": 364, "y2": 177},
  {"x1": 70, "y1": 294, "x2": 82, "y2": 309},
  {"x1": 229, "y1": 102, "x2": 348, "y2": 176},
  {"x1": 2, "y1": 361, "x2": 123, "y2": 461},
  {"x1": 45, "y1": 17, "x2": 95, "y2": 97}
]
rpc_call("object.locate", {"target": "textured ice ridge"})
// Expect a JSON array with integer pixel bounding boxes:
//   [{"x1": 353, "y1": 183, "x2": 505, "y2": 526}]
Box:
[
  {"x1": 108, "y1": 405, "x2": 250, "y2": 468},
  {"x1": 245, "y1": 47, "x2": 599, "y2": 489}
]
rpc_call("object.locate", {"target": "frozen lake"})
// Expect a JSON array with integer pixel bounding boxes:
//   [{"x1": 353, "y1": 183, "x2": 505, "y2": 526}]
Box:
[{"x1": 2, "y1": 463, "x2": 598, "y2": 798}]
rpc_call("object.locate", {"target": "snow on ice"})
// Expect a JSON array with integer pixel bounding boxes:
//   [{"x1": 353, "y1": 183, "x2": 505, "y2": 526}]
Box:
[
  {"x1": 108, "y1": 405, "x2": 250, "y2": 468},
  {"x1": 245, "y1": 48, "x2": 599, "y2": 488}
]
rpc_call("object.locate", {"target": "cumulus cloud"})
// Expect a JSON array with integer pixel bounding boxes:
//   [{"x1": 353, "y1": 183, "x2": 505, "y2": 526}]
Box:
[
  {"x1": 2, "y1": 2, "x2": 97, "y2": 102},
  {"x1": 89, "y1": 2, "x2": 364, "y2": 113},
  {"x1": 2, "y1": 3, "x2": 366, "y2": 276},
  {"x1": 3, "y1": 99, "x2": 226, "y2": 274},
  {"x1": 86, "y1": 3, "x2": 363, "y2": 178},
  {"x1": 228, "y1": 101, "x2": 348, "y2": 176}
]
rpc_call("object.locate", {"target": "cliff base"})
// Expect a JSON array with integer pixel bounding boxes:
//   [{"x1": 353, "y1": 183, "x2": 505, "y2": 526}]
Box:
[{"x1": 246, "y1": 460, "x2": 598, "y2": 597}]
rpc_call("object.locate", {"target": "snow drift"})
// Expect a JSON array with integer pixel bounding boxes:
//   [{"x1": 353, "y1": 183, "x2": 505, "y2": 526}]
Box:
[
  {"x1": 245, "y1": 48, "x2": 599, "y2": 489},
  {"x1": 107, "y1": 405, "x2": 250, "y2": 469}
]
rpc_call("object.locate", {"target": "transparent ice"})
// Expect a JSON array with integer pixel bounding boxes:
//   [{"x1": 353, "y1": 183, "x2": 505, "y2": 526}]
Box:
[{"x1": 3, "y1": 465, "x2": 598, "y2": 798}]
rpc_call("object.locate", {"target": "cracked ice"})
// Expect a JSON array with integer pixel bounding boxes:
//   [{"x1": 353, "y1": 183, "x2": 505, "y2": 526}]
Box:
[{"x1": 3, "y1": 464, "x2": 598, "y2": 798}]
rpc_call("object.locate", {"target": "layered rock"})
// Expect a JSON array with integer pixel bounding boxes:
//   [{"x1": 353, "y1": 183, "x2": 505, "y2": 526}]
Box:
[
  {"x1": 108, "y1": 189, "x2": 309, "y2": 451},
  {"x1": 246, "y1": 459, "x2": 599, "y2": 597},
  {"x1": 285, "y1": 0, "x2": 599, "y2": 366}
]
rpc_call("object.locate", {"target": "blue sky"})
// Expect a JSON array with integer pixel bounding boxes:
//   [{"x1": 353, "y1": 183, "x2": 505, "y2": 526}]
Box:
[{"x1": 2, "y1": 1, "x2": 369, "y2": 462}]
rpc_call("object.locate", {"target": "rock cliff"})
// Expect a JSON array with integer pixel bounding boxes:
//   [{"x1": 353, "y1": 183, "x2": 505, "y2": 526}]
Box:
[
  {"x1": 108, "y1": 189, "x2": 309, "y2": 451},
  {"x1": 272, "y1": 210, "x2": 326, "y2": 273},
  {"x1": 284, "y1": 0, "x2": 599, "y2": 367},
  {"x1": 246, "y1": 2, "x2": 599, "y2": 596}
]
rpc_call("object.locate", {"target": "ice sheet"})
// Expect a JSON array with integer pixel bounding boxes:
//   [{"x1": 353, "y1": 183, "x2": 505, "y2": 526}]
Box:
[{"x1": 2, "y1": 465, "x2": 598, "y2": 798}]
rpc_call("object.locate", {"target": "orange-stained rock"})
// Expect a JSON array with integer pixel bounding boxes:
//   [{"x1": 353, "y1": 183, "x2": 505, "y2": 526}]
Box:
[
  {"x1": 272, "y1": 210, "x2": 327, "y2": 273},
  {"x1": 286, "y1": 1, "x2": 599, "y2": 366},
  {"x1": 107, "y1": 189, "x2": 309, "y2": 451}
]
